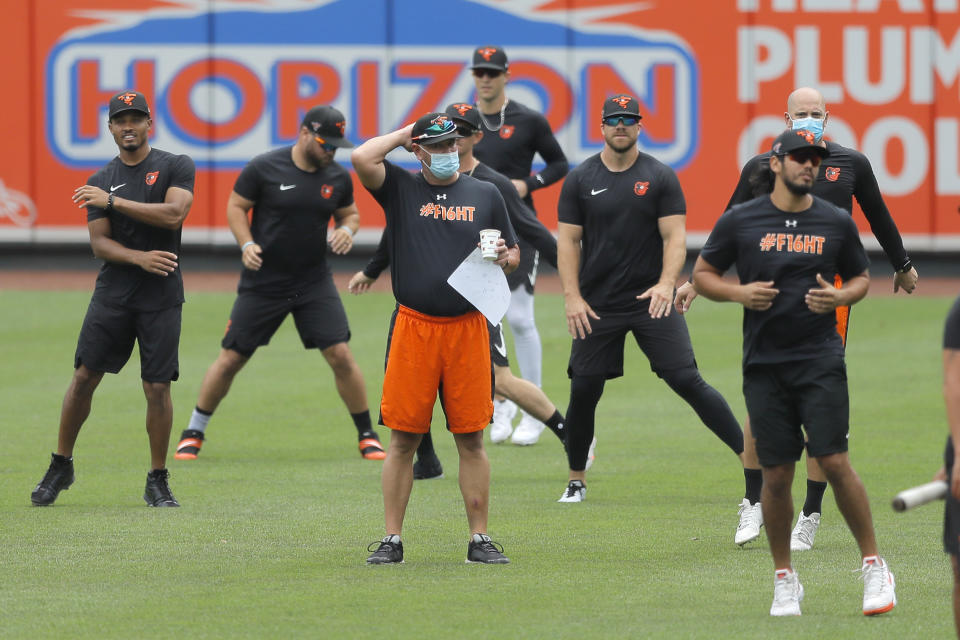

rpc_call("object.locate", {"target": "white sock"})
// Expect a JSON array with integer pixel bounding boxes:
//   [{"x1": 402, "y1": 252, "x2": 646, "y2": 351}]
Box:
[
  {"x1": 187, "y1": 408, "x2": 211, "y2": 433},
  {"x1": 505, "y1": 287, "x2": 542, "y2": 387}
]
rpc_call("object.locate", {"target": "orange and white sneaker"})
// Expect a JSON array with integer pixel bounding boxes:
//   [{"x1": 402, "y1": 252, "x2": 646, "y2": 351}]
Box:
[
  {"x1": 861, "y1": 556, "x2": 896, "y2": 616},
  {"x1": 359, "y1": 431, "x2": 387, "y2": 460},
  {"x1": 770, "y1": 568, "x2": 803, "y2": 616},
  {"x1": 174, "y1": 429, "x2": 205, "y2": 460}
]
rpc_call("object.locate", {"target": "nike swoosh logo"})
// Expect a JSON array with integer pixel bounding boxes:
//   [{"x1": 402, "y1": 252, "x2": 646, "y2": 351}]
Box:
[
  {"x1": 494, "y1": 323, "x2": 507, "y2": 358},
  {"x1": 280, "y1": 184, "x2": 296, "y2": 191},
  {"x1": 110, "y1": 183, "x2": 126, "y2": 192},
  {"x1": 590, "y1": 188, "x2": 607, "y2": 196}
]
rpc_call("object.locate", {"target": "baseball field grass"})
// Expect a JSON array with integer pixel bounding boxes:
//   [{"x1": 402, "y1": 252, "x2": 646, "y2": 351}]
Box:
[{"x1": 0, "y1": 285, "x2": 953, "y2": 638}]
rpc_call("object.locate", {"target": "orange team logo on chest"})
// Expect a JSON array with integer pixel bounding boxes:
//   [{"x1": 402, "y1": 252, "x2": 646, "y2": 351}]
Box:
[
  {"x1": 321, "y1": 184, "x2": 334, "y2": 199},
  {"x1": 499, "y1": 125, "x2": 515, "y2": 139},
  {"x1": 634, "y1": 181, "x2": 650, "y2": 196},
  {"x1": 145, "y1": 171, "x2": 158, "y2": 185},
  {"x1": 825, "y1": 166, "x2": 841, "y2": 182}
]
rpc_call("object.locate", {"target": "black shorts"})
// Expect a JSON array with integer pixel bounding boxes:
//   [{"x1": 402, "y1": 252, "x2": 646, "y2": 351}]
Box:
[
  {"x1": 567, "y1": 307, "x2": 697, "y2": 380},
  {"x1": 506, "y1": 247, "x2": 538, "y2": 293},
  {"x1": 489, "y1": 321, "x2": 509, "y2": 367},
  {"x1": 944, "y1": 436, "x2": 960, "y2": 555},
  {"x1": 743, "y1": 356, "x2": 850, "y2": 467},
  {"x1": 222, "y1": 275, "x2": 350, "y2": 356},
  {"x1": 74, "y1": 299, "x2": 181, "y2": 382}
]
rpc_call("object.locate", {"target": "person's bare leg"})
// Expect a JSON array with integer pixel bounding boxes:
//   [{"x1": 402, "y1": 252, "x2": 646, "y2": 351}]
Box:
[
  {"x1": 743, "y1": 415, "x2": 760, "y2": 469},
  {"x1": 195, "y1": 348, "x2": 249, "y2": 412},
  {"x1": 761, "y1": 462, "x2": 795, "y2": 569},
  {"x1": 817, "y1": 452, "x2": 878, "y2": 557},
  {"x1": 494, "y1": 365, "x2": 555, "y2": 422},
  {"x1": 321, "y1": 342, "x2": 368, "y2": 413},
  {"x1": 453, "y1": 430, "x2": 490, "y2": 534},
  {"x1": 143, "y1": 381, "x2": 173, "y2": 470},
  {"x1": 57, "y1": 365, "x2": 105, "y2": 457},
  {"x1": 382, "y1": 430, "x2": 421, "y2": 534},
  {"x1": 952, "y1": 555, "x2": 960, "y2": 638}
]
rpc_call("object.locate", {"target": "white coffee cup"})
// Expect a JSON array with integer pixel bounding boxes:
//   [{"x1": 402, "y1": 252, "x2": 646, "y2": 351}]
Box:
[{"x1": 479, "y1": 228, "x2": 500, "y2": 261}]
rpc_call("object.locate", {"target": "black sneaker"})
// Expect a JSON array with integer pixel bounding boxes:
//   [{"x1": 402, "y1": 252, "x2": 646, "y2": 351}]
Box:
[
  {"x1": 466, "y1": 534, "x2": 510, "y2": 564},
  {"x1": 413, "y1": 454, "x2": 444, "y2": 480},
  {"x1": 174, "y1": 429, "x2": 205, "y2": 460},
  {"x1": 144, "y1": 468, "x2": 180, "y2": 507},
  {"x1": 366, "y1": 535, "x2": 404, "y2": 564},
  {"x1": 31, "y1": 453, "x2": 75, "y2": 506}
]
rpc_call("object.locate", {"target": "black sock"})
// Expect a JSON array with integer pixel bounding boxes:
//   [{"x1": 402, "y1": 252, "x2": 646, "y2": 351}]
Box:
[
  {"x1": 802, "y1": 480, "x2": 828, "y2": 516},
  {"x1": 352, "y1": 411, "x2": 373, "y2": 438},
  {"x1": 744, "y1": 468, "x2": 763, "y2": 505},
  {"x1": 544, "y1": 410, "x2": 565, "y2": 443},
  {"x1": 416, "y1": 432, "x2": 436, "y2": 461}
]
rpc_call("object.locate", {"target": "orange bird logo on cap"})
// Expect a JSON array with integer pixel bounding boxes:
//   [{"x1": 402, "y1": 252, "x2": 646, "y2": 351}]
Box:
[
  {"x1": 431, "y1": 115, "x2": 451, "y2": 127},
  {"x1": 334, "y1": 121, "x2": 346, "y2": 136},
  {"x1": 612, "y1": 95, "x2": 632, "y2": 109},
  {"x1": 795, "y1": 129, "x2": 816, "y2": 144},
  {"x1": 452, "y1": 103, "x2": 473, "y2": 116},
  {"x1": 478, "y1": 47, "x2": 498, "y2": 60},
  {"x1": 117, "y1": 92, "x2": 137, "y2": 106}
]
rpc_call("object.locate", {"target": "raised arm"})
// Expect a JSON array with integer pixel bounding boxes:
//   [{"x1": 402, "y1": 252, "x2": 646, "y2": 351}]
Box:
[{"x1": 351, "y1": 124, "x2": 414, "y2": 191}]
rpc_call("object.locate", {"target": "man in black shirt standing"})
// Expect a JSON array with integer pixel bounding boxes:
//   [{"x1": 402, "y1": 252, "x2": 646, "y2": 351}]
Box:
[
  {"x1": 471, "y1": 45, "x2": 569, "y2": 445},
  {"x1": 174, "y1": 106, "x2": 385, "y2": 462},
  {"x1": 31, "y1": 90, "x2": 194, "y2": 507},
  {"x1": 693, "y1": 128, "x2": 896, "y2": 617},
  {"x1": 556, "y1": 95, "x2": 745, "y2": 505},
  {"x1": 677, "y1": 87, "x2": 919, "y2": 551}
]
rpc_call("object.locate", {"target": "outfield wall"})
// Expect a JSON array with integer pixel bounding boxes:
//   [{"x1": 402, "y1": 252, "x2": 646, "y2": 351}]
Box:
[{"x1": 1, "y1": 0, "x2": 958, "y2": 252}]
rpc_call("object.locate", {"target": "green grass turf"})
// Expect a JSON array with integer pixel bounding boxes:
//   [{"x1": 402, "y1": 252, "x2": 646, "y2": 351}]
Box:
[{"x1": 0, "y1": 287, "x2": 954, "y2": 638}]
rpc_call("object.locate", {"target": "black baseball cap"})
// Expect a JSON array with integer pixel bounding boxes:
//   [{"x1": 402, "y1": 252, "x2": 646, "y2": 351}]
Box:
[
  {"x1": 302, "y1": 105, "x2": 353, "y2": 148},
  {"x1": 108, "y1": 91, "x2": 150, "y2": 119},
  {"x1": 411, "y1": 112, "x2": 463, "y2": 145},
  {"x1": 444, "y1": 103, "x2": 481, "y2": 131},
  {"x1": 770, "y1": 129, "x2": 830, "y2": 159},
  {"x1": 470, "y1": 46, "x2": 509, "y2": 72},
  {"x1": 601, "y1": 94, "x2": 642, "y2": 120}
]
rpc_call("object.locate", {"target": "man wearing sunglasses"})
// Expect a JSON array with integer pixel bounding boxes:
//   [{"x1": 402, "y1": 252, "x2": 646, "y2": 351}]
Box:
[
  {"x1": 556, "y1": 95, "x2": 745, "y2": 504},
  {"x1": 174, "y1": 105, "x2": 386, "y2": 463},
  {"x1": 676, "y1": 87, "x2": 919, "y2": 552},
  {"x1": 692, "y1": 128, "x2": 895, "y2": 618},
  {"x1": 470, "y1": 45, "x2": 569, "y2": 446}
]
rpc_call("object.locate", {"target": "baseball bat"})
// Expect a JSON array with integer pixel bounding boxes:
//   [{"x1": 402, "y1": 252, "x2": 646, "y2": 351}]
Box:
[{"x1": 891, "y1": 480, "x2": 948, "y2": 512}]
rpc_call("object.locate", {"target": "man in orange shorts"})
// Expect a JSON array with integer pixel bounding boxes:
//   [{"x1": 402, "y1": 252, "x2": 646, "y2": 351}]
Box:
[{"x1": 352, "y1": 112, "x2": 519, "y2": 564}]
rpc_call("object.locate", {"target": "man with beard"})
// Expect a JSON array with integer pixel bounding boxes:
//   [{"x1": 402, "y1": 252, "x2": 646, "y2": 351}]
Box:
[
  {"x1": 693, "y1": 129, "x2": 896, "y2": 617},
  {"x1": 174, "y1": 106, "x2": 384, "y2": 463},
  {"x1": 31, "y1": 90, "x2": 194, "y2": 507},
  {"x1": 555, "y1": 95, "x2": 746, "y2": 504}
]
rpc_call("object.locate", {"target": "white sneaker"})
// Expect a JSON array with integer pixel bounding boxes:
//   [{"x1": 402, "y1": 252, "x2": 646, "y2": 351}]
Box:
[
  {"x1": 584, "y1": 437, "x2": 597, "y2": 471},
  {"x1": 490, "y1": 399, "x2": 514, "y2": 443},
  {"x1": 557, "y1": 480, "x2": 585, "y2": 503},
  {"x1": 770, "y1": 569, "x2": 804, "y2": 616},
  {"x1": 735, "y1": 498, "x2": 763, "y2": 546},
  {"x1": 511, "y1": 412, "x2": 545, "y2": 445},
  {"x1": 861, "y1": 556, "x2": 896, "y2": 616},
  {"x1": 790, "y1": 512, "x2": 820, "y2": 551}
]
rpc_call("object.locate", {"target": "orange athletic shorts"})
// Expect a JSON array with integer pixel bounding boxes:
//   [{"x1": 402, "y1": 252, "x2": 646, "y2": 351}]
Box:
[
  {"x1": 834, "y1": 274, "x2": 849, "y2": 346},
  {"x1": 380, "y1": 305, "x2": 493, "y2": 434}
]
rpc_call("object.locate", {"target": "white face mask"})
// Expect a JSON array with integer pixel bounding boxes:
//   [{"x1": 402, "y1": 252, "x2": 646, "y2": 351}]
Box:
[{"x1": 421, "y1": 149, "x2": 460, "y2": 178}]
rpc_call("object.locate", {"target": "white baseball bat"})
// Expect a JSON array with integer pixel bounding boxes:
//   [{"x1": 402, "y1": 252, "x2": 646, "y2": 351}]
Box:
[{"x1": 891, "y1": 480, "x2": 948, "y2": 512}]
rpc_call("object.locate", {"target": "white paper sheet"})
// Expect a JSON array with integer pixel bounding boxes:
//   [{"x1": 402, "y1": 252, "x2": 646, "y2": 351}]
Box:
[{"x1": 446, "y1": 247, "x2": 511, "y2": 324}]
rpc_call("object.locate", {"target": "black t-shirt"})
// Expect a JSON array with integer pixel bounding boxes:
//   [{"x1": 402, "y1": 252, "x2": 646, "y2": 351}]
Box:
[
  {"x1": 727, "y1": 141, "x2": 907, "y2": 269},
  {"x1": 86, "y1": 148, "x2": 195, "y2": 311},
  {"x1": 473, "y1": 100, "x2": 568, "y2": 209},
  {"x1": 699, "y1": 195, "x2": 869, "y2": 368},
  {"x1": 233, "y1": 147, "x2": 353, "y2": 295},
  {"x1": 367, "y1": 162, "x2": 517, "y2": 317},
  {"x1": 558, "y1": 152, "x2": 686, "y2": 312}
]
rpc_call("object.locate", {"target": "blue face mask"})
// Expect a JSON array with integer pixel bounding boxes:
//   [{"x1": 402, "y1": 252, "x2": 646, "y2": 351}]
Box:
[
  {"x1": 422, "y1": 149, "x2": 459, "y2": 179},
  {"x1": 790, "y1": 116, "x2": 825, "y2": 143}
]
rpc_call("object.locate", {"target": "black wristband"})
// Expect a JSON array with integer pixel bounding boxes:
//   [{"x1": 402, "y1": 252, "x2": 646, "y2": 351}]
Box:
[
  {"x1": 107, "y1": 193, "x2": 114, "y2": 211},
  {"x1": 896, "y1": 258, "x2": 912, "y2": 273}
]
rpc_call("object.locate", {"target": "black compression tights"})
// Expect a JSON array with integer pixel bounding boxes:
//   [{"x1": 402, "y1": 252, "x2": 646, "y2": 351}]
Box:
[
  {"x1": 660, "y1": 366, "x2": 744, "y2": 455},
  {"x1": 565, "y1": 375, "x2": 606, "y2": 471}
]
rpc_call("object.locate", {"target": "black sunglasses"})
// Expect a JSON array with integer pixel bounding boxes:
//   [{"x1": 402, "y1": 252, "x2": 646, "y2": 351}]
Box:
[
  {"x1": 472, "y1": 69, "x2": 503, "y2": 79},
  {"x1": 314, "y1": 137, "x2": 338, "y2": 152},
  {"x1": 783, "y1": 150, "x2": 823, "y2": 166},
  {"x1": 602, "y1": 116, "x2": 639, "y2": 126}
]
